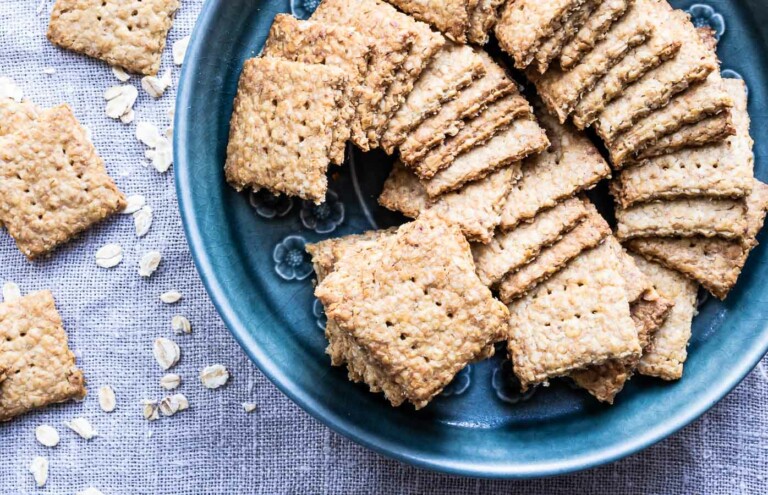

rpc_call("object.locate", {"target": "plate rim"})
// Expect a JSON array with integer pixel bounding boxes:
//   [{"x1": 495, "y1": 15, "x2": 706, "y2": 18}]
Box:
[{"x1": 174, "y1": 0, "x2": 768, "y2": 479}]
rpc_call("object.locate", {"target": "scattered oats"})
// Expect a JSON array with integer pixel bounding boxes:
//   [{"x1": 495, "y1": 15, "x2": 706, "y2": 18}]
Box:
[
  {"x1": 121, "y1": 194, "x2": 146, "y2": 214},
  {"x1": 173, "y1": 35, "x2": 191, "y2": 66},
  {"x1": 98, "y1": 386, "x2": 116, "y2": 413},
  {"x1": 95, "y1": 243, "x2": 123, "y2": 269},
  {"x1": 200, "y1": 364, "x2": 229, "y2": 389},
  {"x1": 242, "y1": 403, "x2": 257, "y2": 413},
  {"x1": 153, "y1": 337, "x2": 180, "y2": 370},
  {"x1": 120, "y1": 109, "x2": 135, "y2": 124},
  {"x1": 42, "y1": 67, "x2": 56, "y2": 75},
  {"x1": 139, "y1": 251, "x2": 162, "y2": 277},
  {"x1": 0, "y1": 77, "x2": 23, "y2": 102},
  {"x1": 104, "y1": 84, "x2": 138, "y2": 121},
  {"x1": 136, "y1": 122, "x2": 163, "y2": 147},
  {"x1": 65, "y1": 417, "x2": 98, "y2": 440},
  {"x1": 173, "y1": 393, "x2": 189, "y2": 411},
  {"x1": 136, "y1": 122, "x2": 173, "y2": 173},
  {"x1": 159, "y1": 393, "x2": 189, "y2": 416},
  {"x1": 160, "y1": 373, "x2": 181, "y2": 390},
  {"x1": 171, "y1": 315, "x2": 191, "y2": 334},
  {"x1": 142, "y1": 399, "x2": 160, "y2": 421},
  {"x1": 2, "y1": 282, "x2": 21, "y2": 303},
  {"x1": 133, "y1": 205, "x2": 153, "y2": 237},
  {"x1": 111, "y1": 66, "x2": 130, "y2": 82},
  {"x1": 141, "y1": 69, "x2": 172, "y2": 98},
  {"x1": 35, "y1": 425, "x2": 60, "y2": 447},
  {"x1": 167, "y1": 106, "x2": 175, "y2": 120},
  {"x1": 165, "y1": 126, "x2": 173, "y2": 139},
  {"x1": 29, "y1": 457, "x2": 48, "y2": 487},
  {"x1": 160, "y1": 290, "x2": 182, "y2": 304}
]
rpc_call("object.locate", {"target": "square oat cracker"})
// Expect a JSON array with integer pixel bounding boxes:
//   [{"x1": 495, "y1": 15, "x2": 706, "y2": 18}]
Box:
[
  {"x1": 506, "y1": 241, "x2": 641, "y2": 391},
  {"x1": 467, "y1": 0, "x2": 506, "y2": 45},
  {"x1": 0, "y1": 104, "x2": 126, "y2": 259},
  {"x1": 499, "y1": 108, "x2": 610, "y2": 230},
  {"x1": 626, "y1": 180, "x2": 768, "y2": 300},
  {"x1": 378, "y1": 161, "x2": 516, "y2": 244},
  {"x1": 315, "y1": 213, "x2": 509, "y2": 409},
  {"x1": 560, "y1": 0, "x2": 631, "y2": 70},
  {"x1": 47, "y1": 0, "x2": 179, "y2": 76},
  {"x1": 398, "y1": 51, "x2": 516, "y2": 165},
  {"x1": 612, "y1": 79, "x2": 752, "y2": 208},
  {"x1": 224, "y1": 57, "x2": 345, "y2": 204},
  {"x1": 630, "y1": 254, "x2": 698, "y2": 380},
  {"x1": 383, "y1": 0, "x2": 472, "y2": 43},
  {"x1": 497, "y1": 201, "x2": 611, "y2": 303},
  {"x1": 381, "y1": 43, "x2": 486, "y2": 154},
  {"x1": 263, "y1": 14, "x2": 375, "y2": 165},
  {"x1": 495, "y1": 0, "x2": 587, "y2": 69},
  {"x1": 472, "y1": 197, "x2": 589, "y2": 287},
  {"x1": 594, "y1": 8, "x2": 719, "y2": 143},
  {"x1": 0, "y1": 290, "x2": 86, "y2": 422}
]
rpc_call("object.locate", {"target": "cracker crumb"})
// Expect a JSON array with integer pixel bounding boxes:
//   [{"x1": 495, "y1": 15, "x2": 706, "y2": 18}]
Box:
[
  {"x1": 160, "y1": 373, "x2": 181, "y2": 390},
  {"x1": 104, "y1": 85, "x2": 138, "y2": 122},
  {"x1": 98, "y1": 385, "x2": 116, "y2": 413},
  {"x1": 200, "y1": 364, "x2": 229, "y2": 389},
  {"x1": 35, "y1": 425, "x2": 60, "y2": 447},
  {"x1": 141, "y1": 69, "x2": 172, "y2": 98},
  {"x1": 95, "y1": 244, "x2": 123, "y2": 269},
  {"x1": 139, "y1": 251, "x2": 162, "y2": 277},
  {"x1": 242, "y1": 402, "x2": 257, "y2": 413},
  {"x1": 160, "y1": 291, "x2": 182, "y2": 304},
  {"x1": 2, "y1": 282, "x2": 21, "y2": 303},
  {"x1": 0, "y1": 77, "x2": 23, "y2": 102},
  {"x1": 29, "y1": 456, "x2": 48, "y2": 487},
  {"x1": 173, "y1": 36, "x2": 191, "y2": 66},
  {"x1": 111, "y1": 66, "x2": 130, "y2": 82},
  {"x1": 65, "y1": 417, "x2": 98, "y2": 440},
  {"x1": 121, "y1": 195, "x2": 146, "y2": 215},
  {"x1": 43, "y1": 67, "x2": 56, "y2": 75},
  {"x1": 171, "y1": 315, "x2": 191, "y2": 334},
  {"x1": 153, "y1": 338, "x2": 180, "y2": 370},
  {"x1": 133, "y1": 206, "x2": 153, "y2": 237}
]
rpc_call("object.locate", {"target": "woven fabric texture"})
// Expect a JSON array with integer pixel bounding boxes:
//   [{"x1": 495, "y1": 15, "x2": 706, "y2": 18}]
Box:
[{"x1": 0, "y1": 1, "x2": 767, "y2": 493}]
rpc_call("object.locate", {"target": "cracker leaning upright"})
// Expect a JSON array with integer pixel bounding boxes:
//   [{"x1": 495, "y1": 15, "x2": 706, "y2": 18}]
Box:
[
  {"x1": 47, "y1": 0, "x2": 179, "y2": 76},
  {"x1": 382, "y1": 0, "x2": 472, "y2": 43},
  {"x1": 0, "y1": 290, "x2": 86, "y2": 422}
]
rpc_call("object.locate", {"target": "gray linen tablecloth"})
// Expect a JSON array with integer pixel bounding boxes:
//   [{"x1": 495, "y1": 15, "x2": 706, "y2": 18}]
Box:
[{"x1": 1, "y1": 1, "x2": 767, "y2": 493}]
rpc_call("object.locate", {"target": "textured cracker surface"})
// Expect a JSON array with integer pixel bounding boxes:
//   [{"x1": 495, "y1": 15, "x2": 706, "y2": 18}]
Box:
[
  {"x1": 472, "y1": 197, "x2": 588, "y2": 286},
  {"x1": 560, "y1": 0, "x2": 630, "y2": 70},
  {"x1": 613, "y1": 80, "x2": 752, "y2": 207},
  {"x1": 615, "y1": 197, "x2": 748, "y2": 241},
  {"x1": 595, "y1": 8, "x2": 718, "y2": 142},
  {"x1": 534, "y1": 6, "x2": 650, "y2": 122},
  {"x1": 634, "y1": 111, "x2": 735, "y2": 161},
  {"x1": 263, "y1": 15, "x2": 373, "y2": 164},
  {"x1": 413, "y1": 93, "x2": 532, "y2": 179},
  {"x1": 399, "y1": 51, "x2": 515, "y2": 165},
  {"x1": 224, "y1": 58, "x2": 344, "y2": 204},
  {"x1": 0, "y1": 98, "x2": 40, "y2": 137},
  {"x1": 381, "y1": 44, "x2": 485, "y2": 154},
  {"x1": 0, "y1": 290, "x2": 86, "y2": 422},
  {"x1": 0, "y1": 104, "x2": 126, "y2": 259},
  {"x1": 630, "y1": 255, "x2": 698, "y2": 381},
  {"x1": 315, "y1": 214, "x2": 509, "y2": 409},
  {"x1": 383, "y1": 0, "x2": 469, "y2": 43},
  {"x1": 467, "y1": 0, "x2": 506, "y2": 45},
  {"x1": 422, "y1": 117, "x2": 546, "y2": 198},
  {"x1": 499, "y1": 109, "x2": 610, "y2": 229},
  {"x1": 627, "y1": 181, "x2": 768, "y2": 300},
  {"x1": 495, "y1": 0, "x2": 585, "y2": 69},
  {"x1": 378, "y1": 162, "x2": 514, "y2": 243},
  {"x1": 498, "y1": 203, "x2": 611, "y2": 302},
  {"x1": 531, "y1": 0, "x2": 599, "y2": 74},
  {"x1": 612, "y1": 237, "x2": 649, "y2": 303},
  {"x1": 507, "y1": 241, "x2": 640, "y2": 390},
  {"x1": 47, "y1": 0, "x2": 179, "y2": 75}
]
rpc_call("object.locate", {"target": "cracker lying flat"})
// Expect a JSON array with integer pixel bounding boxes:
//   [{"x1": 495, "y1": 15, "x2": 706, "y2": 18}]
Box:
[
  {"x1": 613, "y1": 80, "x2": 752, "y2": 208},
  {"x1": 379, "y1": 162, "x2": 515, "y2": 243},
  {"x1": 627, "y1": 180, "x2": 768, "y2": 300},
  {"x1": 629, "y1": 255, "x2": 698, "y2": 380},
  {"x1": 315, "y1": 214, "x2": 509, "y2": 408},
  {"x1": 606, "y1": 69, "x2": 733, "y2": 167},
  {"x1": 381, "y1": 44, "x2": 485, "y2": 154},
  {"x1": 560, "y1": 0, "x2": 631, "y2": 70},
  {"x1": 263, "y1": 15, "x2": 374, "y2": 164},
  {"x1": 495, "y1": 0, "x2": 587, "y2": 69},
  {"x1": 531, "y1": 0, "x2": 600, "y2": 75},
  {"x1": 421, "y1": 117, "x2": 547, "y2": 198},
  {"x1": 312, "y1": 0, "x2": 415, "y2": 151},
  {"x1": 634, "y1": 111, "x2": 735, "y2": 161},
  {"x1": 412, "y1": 93, "x2": 533, "y2": 179},
  {"x1": 47, "y1": 0, "x2": 179, "y2": 75},
  {"x1": 498, "y1": 203, "x2": 611, "y2": 302},
  {"x1": 0, "y1": 290, "x2": 86, "y2": 422},
  {"x1": 399, "y1": 52, "x2": 515, "y2": 165},
  {"x1": 615, "y1": 197, "x2": 748, "y2": 241},
  {"x1": 472, "y1": 197, "x2": 589, "y2": 286},
  {"x1": 499, "y1": 109, "x2": 610, "y2": 229},
  {"x1": 383, "y1": 0, "x2": 471, "y2": 43},
  {"x1": 533, "y1": 9, "x2": 651, "y2": 123},
  {"x1": 0, "y1": 104, "x2": 126, "y2": 259},
  {"x1": 467, "y1": 0, "x2": 506, "y2": 45},
  {"x1": 225, "y1": 58, "x2": 345, "y2": 204},
  {"x1": 0, "y1": 99, "x2": 40, "y2": 137},
  {"x1": 507, "y1": 241, "x2": 640, "y2": 390},
  {"x1": 595, "y1": 9, "x2": 719, "y2": 142}
]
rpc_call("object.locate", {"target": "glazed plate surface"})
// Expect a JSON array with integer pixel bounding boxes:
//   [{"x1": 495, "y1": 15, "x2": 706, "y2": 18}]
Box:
[{"x1": 175, "y1": 0, "x2": 768, "y2": 477}]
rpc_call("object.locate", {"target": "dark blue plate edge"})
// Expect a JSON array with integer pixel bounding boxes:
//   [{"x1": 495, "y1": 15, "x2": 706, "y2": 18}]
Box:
[{"x1": 173, "y1": 0, "x2": 768, "y2": 479}]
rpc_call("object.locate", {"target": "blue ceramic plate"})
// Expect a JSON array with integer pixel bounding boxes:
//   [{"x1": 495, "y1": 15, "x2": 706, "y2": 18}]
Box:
[{"x1": 175, "y1": 0, "x2": 768, "y2": 478}]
